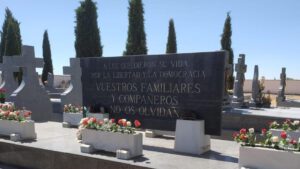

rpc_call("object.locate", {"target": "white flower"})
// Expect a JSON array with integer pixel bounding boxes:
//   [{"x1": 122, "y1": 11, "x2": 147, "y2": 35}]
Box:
[
  {"x1": 122, "y1": 119, "x2": 127, "y2": 123},
  {"x1": 272, "y1": 136, "x2": 279, "y2": 143},
  {"x1": 126, "y1": 121, "x2": 132, "y2": 127},
  {"x1": 103, "y1": 118, "x2": 109, "y2": 123},
  {"x1": 248, "y1": 128, "x2": 255, "y2": 134},
  {"x1": 75, "y1": 108, "x2": 79, "y2": 112},
  {"x1": 293, "y1": 120, "x2": 299, "y2": 125}
]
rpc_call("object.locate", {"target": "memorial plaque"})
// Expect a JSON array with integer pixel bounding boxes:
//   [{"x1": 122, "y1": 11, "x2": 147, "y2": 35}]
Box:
[{"x1": 80, "y1": 52, "x2": 226, "y2": 135}]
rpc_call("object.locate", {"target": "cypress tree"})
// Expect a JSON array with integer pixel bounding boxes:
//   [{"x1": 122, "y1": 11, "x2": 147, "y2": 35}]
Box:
[
  {"x1": 221, "y1": 12, "x2": 234, "y2": 90},
  {"x1": 0, "y1": 8, "x2": 13, "y2": 62},
  {"x1": 75, "y1": 0, "x2": 102, "y2": 58},
  {"x1": 41, "y1": 30, "x2": 54, "y2": 85},
  {"x1": 0, "y1": 8, "x2": 22, "y2": 83},
  {"x1": 166, "y1": 19, "x2": 177, "y2": 54},
  {"x1": 124, "y1": 0, "x2": 147, "y2": 55}
]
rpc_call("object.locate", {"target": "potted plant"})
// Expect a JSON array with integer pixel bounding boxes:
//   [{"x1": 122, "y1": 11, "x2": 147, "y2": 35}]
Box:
[
  {"x1": 63, "y1": 104, "x2": 84, "y2": 127},
  {"x1": 234, "y1": 125, "x2": 300, "y2": 169},
  {"x1": 80, "y1": 117, "x2": 143, "y2": 159},
  {"x1": 0, "y1": 108, "x2": 36, "y2": 141},
  {"x1": 0, "y1": 88, "x2": 6, "y2": 103}
]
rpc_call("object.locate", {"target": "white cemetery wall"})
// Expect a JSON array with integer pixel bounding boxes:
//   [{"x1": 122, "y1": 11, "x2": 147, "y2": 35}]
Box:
[{"x1": 244, "y1": 80, "x2": 300, "y2": 95}]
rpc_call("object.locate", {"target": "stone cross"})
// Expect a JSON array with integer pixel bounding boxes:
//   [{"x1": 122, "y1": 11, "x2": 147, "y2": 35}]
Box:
[
  {"x1": 7, "y1": 45, "x2": 53, "y2": 121},
  {"x1": 233, "y1": 54, "x2": 247, "y2": 103},
  {"x1": 251, "y1": 65, "x2": 260, "y2": 104},
  {"x1": 61, "y1": 58, "x2": 83, "y2": 108},
  {"x1": 0, "y1": 57, "x2": 19, "y2": 97},
  {"x1": 223, "y1": 52, "x2": 232, "y2": 106},
  {"x1": 277, "y1": 67, "x2": 286, "y2": 102}
]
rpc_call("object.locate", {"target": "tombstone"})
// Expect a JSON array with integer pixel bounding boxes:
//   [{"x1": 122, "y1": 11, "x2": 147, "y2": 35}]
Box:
[
  {"x1": 0, "y1": 57, "x2": 19, "y2": 97},
  {"x1": 276, "y1": 67, "x2": 286, "y2": 102},
  {"x1": 232, "y1": 54, "x2": 247, "y2": 107},
  {"x1": 80, "y1": 52, "x2": 226, "y2": 136},
  {"x1": 250, "y1": 65, "x2": 261, "y2": 106},
  {"x1": 6, "y1": 45, "x2": 53, "y2": 122},
  {"x1": 223, "y1": 53, "x2": 232, "y2": 108},
  {"x1": 61, "y1": 58, "x2": 83, "y2": 108}
]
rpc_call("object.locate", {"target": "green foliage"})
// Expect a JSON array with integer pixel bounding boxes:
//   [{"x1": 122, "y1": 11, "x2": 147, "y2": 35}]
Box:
[
  {"x1": 124, "y1": 0, "x2": 147, "y2": 55},
  {"x1": 41, "y1": 30, "x2": 54, "y2": 85},
  {"x1": 221, "y1": 12, "x2": 234, "y2": 90},
  {"x1": 0, "y1": 8, "x2": 22, "y2": 84},
  {"x1": 75, "y1": 0, "x2": 102, "y2": 58},
  {"x1": 0, "y1": 8, "x2": 22, "y2": 61},
  {"x1": 166, "y1": 19, "x2": 177, "y2": 54}
]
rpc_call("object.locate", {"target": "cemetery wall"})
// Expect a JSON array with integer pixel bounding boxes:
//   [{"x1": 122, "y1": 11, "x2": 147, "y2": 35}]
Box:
[{"x1": 244, "y1": 80, "x2": 300, "y2": 95}]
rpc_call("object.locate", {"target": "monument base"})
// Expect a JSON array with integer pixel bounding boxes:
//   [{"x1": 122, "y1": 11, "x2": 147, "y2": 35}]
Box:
[
  {"x1": 174, "y1": 120, "x2": 210, "y2": 155},
  {"x1": 145, "y1": 129, "x2": 175, "y2": 138},
  {"x1": 277, "y1": 99, "x2": 300, "y2": 108}
]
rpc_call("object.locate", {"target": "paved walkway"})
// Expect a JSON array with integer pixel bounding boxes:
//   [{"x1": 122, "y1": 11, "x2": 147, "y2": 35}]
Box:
[{"x1": 0, "y1": 122, "x2": 240, "y2": 169}]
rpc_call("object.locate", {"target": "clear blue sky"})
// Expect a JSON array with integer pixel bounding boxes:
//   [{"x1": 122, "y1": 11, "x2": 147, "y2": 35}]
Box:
[{"x1": 0, "y1": 0, "x2": 299, "y2": 79}]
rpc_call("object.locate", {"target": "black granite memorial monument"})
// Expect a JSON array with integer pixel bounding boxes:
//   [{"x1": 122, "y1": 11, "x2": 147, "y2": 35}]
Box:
[{"x1": 80, "y1": 52, "x2": 226, "y2": 135}]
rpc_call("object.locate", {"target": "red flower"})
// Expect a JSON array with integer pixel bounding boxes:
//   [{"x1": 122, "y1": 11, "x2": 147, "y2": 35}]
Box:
[
  {"x1": 261, "y1": 128, "x2": 267, "y2": 135},
  {"x1": 82, "y1": 118, "x2": 89, "y2": 125},
  {"x1": 24, "y1": 111, "x2": 32, "y2": 117},
  {"x1": 15, "y1": 111, "x2": 20, "y2": 116},
  {"x1": 240, "y1": 128, "x2": 247, "y2": 134},
  {"x1": 290, "y1": 139, "x2": 297, "y2": 145},
  {"x1": 118, "y1": 119, "x2": 123, "y2": 126},
  {"x1": 110, "y1": 118, "x2": 115, "y2": 123},
  {"x1": 134, "y1": 120, "x2": 141, "y2": 128},
  {"x1": 280, "y1": 131, "x2": 287, "y2": 139},
  {"x1": 122, "y1": 121, "x2": 127, "y2": 127},
  {"x1": 239, "y1": 134, "x2": 248, "y2": 141}
]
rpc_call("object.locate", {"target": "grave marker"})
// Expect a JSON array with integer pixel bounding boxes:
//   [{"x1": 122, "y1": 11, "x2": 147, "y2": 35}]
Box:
[
  {"x1": 61, "y1": 58, "x2": 83, "y2": 107},
  {"x1": 80, "y1": 52, "x2": 226, "y2": 135},
  {"x1": 7, "y1": 45, "x2": 53, "y2": 121},
  {"x1": 0, "y1": 57, "x2": 19, "y2": 97},
  {"x1": 232, "y1": 54, "x2": 247, "y2": 106}
]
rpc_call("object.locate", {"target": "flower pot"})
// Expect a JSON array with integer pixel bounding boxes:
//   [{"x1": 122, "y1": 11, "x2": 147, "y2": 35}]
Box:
[
  {"x1": 239, "y1": 146, "x2": 300, "y2": 169},
  {"x1": 0, "y1": 98, "x2": 5, "y2": 103},
  {"x1": 81, "y1": 129, "x2": 143, "y2": 159},
  {"x1": 270, "y1": 129, "x2": 300, "y2": 140},
  {"x1": 0, "y1": 119, "x2": 36, "y2": 141},
  {"x1": 63, "y1": 112, "x2": 83, "y2": 127},
  {"x1": 86, "y1": 112, "x2": 109, "y2": 120}
]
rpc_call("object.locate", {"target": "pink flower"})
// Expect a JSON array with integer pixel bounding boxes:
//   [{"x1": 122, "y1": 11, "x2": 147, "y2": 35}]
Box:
[
  {"x1": 98, "y1": 120, "x2": 103, "y2": 126},
  {"x1": 240, "y1": 128, "x2": 247, "y2": 134}
]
